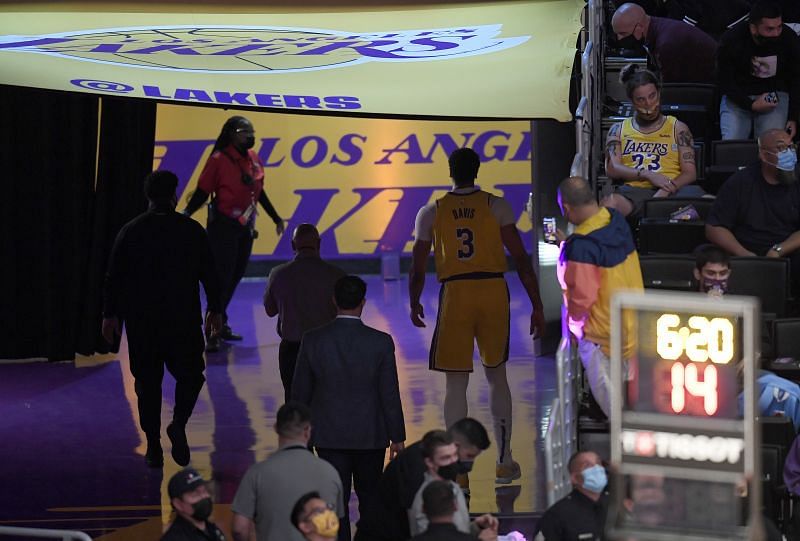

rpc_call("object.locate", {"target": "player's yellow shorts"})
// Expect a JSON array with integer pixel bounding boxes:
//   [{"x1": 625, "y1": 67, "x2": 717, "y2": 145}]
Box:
[{"x1": 429, "y1": 275, "x2": 510, "y2": 372}]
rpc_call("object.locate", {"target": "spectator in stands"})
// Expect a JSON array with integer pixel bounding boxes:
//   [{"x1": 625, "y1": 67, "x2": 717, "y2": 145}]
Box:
[
  {"x1": 705, "y1": 128, "x2": 800, "y2": 296},
  {"x1": 533, "y1": 451, "x2": 608, "y2": 541},
  {"x1": 291, "y1": 492, "x2": 340, "y2": 541},
  {"x1": 231, "y1": 402, "x2": 344, "y2": 541},
  {"x1": 355, "y1": 418, "x2": 491, "y2": 541},
  {"x1": 612, "y1": 3, "x2": 718, "y2": 84},
  {"x1": 411, "y1": 481, "x2": 495, "y2": 541},
  {"x1": 558, "y1": 177, "x2": 644, "y2": 417},
  {"x1": 408, "y1": 431, "x2": 499, "y2": 537},
  {"x1": 162, "y1": 468, "x2": 225, "y2": 541},
  {"x1": 717, "y1": 0, "x2": 800, "y2": 140},
  {"x1": 694, "y1": 244, "x2": 732, "y2": 297},
  {"x1": 604, "y1": 65, "x2": 703, "y2": 218}
]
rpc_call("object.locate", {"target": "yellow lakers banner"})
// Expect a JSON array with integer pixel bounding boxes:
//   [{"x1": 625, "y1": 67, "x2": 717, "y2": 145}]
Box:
[
  {"x1": 155, "y1": 104, "x2": 532, "y2": 258},
  {"x1": 0, "y1": 1, "x2": 582, "y2": 120}
]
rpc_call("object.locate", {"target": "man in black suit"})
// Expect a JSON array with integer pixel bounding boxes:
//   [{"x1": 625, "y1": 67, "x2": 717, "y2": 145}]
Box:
[
  {"x1": 102, "y1": 170, "x2": 223, "y2": 468},
  {"x1": 292, "y1": 275, "x2": 406, "y2": 541}
]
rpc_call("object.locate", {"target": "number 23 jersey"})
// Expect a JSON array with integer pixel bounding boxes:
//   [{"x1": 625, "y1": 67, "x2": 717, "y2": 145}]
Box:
[
  {"x1": 415, "y1": 188, "x2": 513, "y2": 282},
  {"x1": 620, "y1": 115, "x2": 681, "y2": 188}
]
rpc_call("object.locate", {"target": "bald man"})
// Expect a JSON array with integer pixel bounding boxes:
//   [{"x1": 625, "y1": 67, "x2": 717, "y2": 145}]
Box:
[
  {"x1": 612, "y1": 2, "x2": 717, "y2": 84},
  {"x1": 706, "y1": 128, "x2": 800, "y2": 297},
  {"x1": 264, "y1": 224, "x2": 346, "y2": 400},
  {"x1": 557, "y1": 177, "x2": 643, "y2": 417}
]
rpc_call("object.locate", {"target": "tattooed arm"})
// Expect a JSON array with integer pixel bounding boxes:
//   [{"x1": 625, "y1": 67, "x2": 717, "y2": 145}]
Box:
[
  {"x1": 672, "y1": 121, "x2": 698, "y2": 190},
  {"x1": 604, "y1": 122, "x2": 641, "y2": 182}
]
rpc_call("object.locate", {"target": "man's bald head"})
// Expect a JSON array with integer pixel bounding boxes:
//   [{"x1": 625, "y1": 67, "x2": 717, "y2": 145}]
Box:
[
  {"x1": 292, "y1": 223, "x2": 321, "y2": 253},
  {"x1": 759, "y1": 128, "x2": 793, "y2": 151},
  {"x1": 612, "y1": 3, "x2": 647, "y2": 37},
  {"x1": 558, "y1": 176, "x2": 598, "y2": 226},
  {"x1": 558, "y1": 176, "x2": 595, "y2": 207}
]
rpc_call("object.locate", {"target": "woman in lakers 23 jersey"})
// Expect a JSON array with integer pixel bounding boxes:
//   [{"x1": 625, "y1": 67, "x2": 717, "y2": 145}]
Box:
[
  {"x1": 604, "y1": 65, "x2": 704, "y2": 218},
  {"x1": 409, "y1": 148, "x2": 545, "y2": 484}
]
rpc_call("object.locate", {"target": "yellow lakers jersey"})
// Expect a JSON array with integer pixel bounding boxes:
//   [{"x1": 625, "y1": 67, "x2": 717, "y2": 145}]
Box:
[
  {"x1": 620, "y1": 115, "x2": 681, "y2": 188},
  {"x1": 433, "y1": 190, "x2": 507, "y2": 281}
]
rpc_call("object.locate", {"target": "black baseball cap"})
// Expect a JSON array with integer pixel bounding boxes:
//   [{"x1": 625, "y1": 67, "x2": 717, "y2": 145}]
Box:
[{"x1": 168, "y1": 468, "x2": 206, "y2": 499}]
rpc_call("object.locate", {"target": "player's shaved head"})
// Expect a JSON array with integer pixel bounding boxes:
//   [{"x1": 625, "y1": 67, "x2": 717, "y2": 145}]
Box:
[{"x1": 292, "y1": 223, "x2": 321, "y2": 251}]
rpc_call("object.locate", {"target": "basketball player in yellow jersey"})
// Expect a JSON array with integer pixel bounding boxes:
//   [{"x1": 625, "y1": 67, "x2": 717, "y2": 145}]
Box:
[
  {"x1": 604, "y1": 64, "x2": 703, "y2": 218},
  {"x1": 409, "y1": 148, "x2": 546, "y2": 484}
]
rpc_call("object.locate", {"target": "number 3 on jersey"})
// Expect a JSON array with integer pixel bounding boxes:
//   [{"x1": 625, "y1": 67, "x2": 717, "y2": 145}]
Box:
[{"x1": 457, "y1": 228, "x2": 474, "y2": 259}]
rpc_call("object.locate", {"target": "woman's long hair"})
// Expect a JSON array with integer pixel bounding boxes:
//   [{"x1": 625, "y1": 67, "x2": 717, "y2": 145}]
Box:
[{"x1": 212, "y1": 115, "x2": 249, "y2": 152}]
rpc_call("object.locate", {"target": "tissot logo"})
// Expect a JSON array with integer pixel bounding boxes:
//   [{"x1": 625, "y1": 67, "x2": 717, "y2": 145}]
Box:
[{"x1": 0, "y1": 24, "x2": 530, "y2": 73}]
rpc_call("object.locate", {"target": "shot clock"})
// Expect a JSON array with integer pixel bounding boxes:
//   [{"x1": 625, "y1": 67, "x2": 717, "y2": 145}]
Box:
[
  {"x1": 630, "y1": 311, "x2": 740, "y2": 420},
  {"x1": 608, "y1": 291, "x2": 759, "y2": 541}
]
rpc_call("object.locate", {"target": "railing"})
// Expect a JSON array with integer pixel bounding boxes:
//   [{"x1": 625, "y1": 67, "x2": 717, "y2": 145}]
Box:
[
  {"x1": 547, "y1": 0, "x2": 605, "y2": 506},
  {"x1": 0, "y1": 526, "x2": 91, "y2": 541},
  {"x1": 544, "y1": 397, "x2": 566, "y2": 506}
]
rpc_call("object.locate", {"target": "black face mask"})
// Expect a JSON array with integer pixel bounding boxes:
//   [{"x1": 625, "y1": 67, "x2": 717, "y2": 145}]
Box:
[
  {"x1": 616, "y1": 34, "x2": 643, "y2": 50},
  {"x1": 754, "y1": 34, "x2": 780, "y2": 46},
  {"x1": 242, "y1": 136, "x2": 256, "y2": 150},
  {"x1": 191, "y1": 497, "x2": 213, "y2": 521},
  {"x1": 456, "y1": 460, "x2": 474, "y2": 474},
  {"x1": 437, "y1": 463, "x2": 460, "y2": 482}
]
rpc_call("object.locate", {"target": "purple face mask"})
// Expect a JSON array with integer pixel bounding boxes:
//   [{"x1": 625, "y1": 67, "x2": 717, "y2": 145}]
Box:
[{"x1": 701, "y1": 278, "x2": 728, "y2": 294}]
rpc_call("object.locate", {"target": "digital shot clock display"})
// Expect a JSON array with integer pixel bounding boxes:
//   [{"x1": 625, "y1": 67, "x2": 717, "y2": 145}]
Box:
[
  {"x1": 628, "y1": 310, "x2": 741, "y2": 420},
  {"x1": 609, "y1": 291, "x2": 760, "y2": 541}
]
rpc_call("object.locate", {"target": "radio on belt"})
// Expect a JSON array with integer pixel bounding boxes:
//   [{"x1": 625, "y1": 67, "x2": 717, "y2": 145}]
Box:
[{"x1": 607, "y1": 290, "x2": 761, "y2": 541}]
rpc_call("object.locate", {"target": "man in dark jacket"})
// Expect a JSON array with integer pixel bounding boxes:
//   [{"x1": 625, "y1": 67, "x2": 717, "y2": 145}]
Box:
[
  {"x1": 411, "y1": 481, "x2": 491, "y2": 541},
  {"x1": 102, "y1": 170, "x2": 223, "y2": 468},
  {"x1": 717, "y1": 0, "x2": 800, "y2": 139},
  {"x1": 612, "y1": 2, "x2": 718, "y2": 83},
  {"x1": 292, "y1": 275, "x2": 406, "y2": 541},
  {"x1": 354, "y1": 418, "x2": 490, "y2": 541}
]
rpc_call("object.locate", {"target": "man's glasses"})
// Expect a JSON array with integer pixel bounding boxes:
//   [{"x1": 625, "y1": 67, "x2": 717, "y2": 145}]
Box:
[
  {"x1": 302, "y1": 502, "x2": 335, "y2": 522},
  {"x1": 763, "y1": 143, "x2": 797, "y2": 153},
  {"x1": 236, "y1": 128, "x2": 255, "y2": 135}
]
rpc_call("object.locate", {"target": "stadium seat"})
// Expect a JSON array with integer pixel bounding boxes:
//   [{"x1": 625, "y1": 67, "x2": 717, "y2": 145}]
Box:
[
  {"x1": 660, "y1": 83, "x2": 719, "y2": 148},
  {"x1": 773, "y1": 319, "x2": 800, "y2": 360},
  {"x1": 711, "y1": 139, "x2": 760, "y2": 167},
  {"x1": 705, "y1": 140, "x2": 760, "y2": 194},
  {"x1": 642, "y1": 197, "x2": 714, "y2": 220},
  {"x1": 639, "y1": 254, "x2": 695, "y2": 291},
  {"x1": 760, "y1": 416, "x2": 797, "y2": 531},
  {"x1": 637, "y1": 220, "x2": 706, "y2": 255},
  {"x1": 729, "y1": 257, "x2": 791, "y2": 318}
]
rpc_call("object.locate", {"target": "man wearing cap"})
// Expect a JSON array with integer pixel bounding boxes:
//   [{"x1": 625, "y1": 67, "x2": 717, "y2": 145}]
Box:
[
  {"x1": 102, "y1": 170, "x2": 223, "y2": 468},
  {"x1": 263, "y1": 223, "x2": 345, "y2": 401},
  {"x1": 162, "y1": 468, "x2": 225, "y2": 541}
]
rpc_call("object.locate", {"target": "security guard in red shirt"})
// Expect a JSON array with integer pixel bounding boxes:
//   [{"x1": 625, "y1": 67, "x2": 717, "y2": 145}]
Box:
[{"x1": 184, "y1": 116, "x2": 284, "y2": 351}]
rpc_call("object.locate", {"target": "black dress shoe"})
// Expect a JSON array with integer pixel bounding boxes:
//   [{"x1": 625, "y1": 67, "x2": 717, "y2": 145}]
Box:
[
  {"x1": 219, "y1": 325, "x2": 243, "y2": 341},
  {"x1": 167, "y1": 423, "x2": 191, "y2": 466},
  {"x1": 205, "y1": 335, "x2": 221, "y2": 353},
  {"x1": 145, "y1": 443, "x2": 164, "y2": 468}
]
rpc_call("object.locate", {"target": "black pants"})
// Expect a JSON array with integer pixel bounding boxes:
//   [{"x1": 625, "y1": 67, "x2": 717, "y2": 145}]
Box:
[
  {"x1": 279, "y1": 340, "x2": 301, "y2": 402},
  {"x1": 207, "y1": 216, "x2": 253, "y2": 323},
  {"x1": 316, "y1": 448, "x2": 386, "y2": 541},
  {"x1": 126, "y1": 321, "x2": 206, "y2": 440}
]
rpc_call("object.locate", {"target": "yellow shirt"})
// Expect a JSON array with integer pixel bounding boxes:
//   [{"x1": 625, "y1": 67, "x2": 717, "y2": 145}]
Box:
[
  {"x1": 619, "y1": 115, "x2": 681, "y2": 188},
  {"x1": 432, "y1": 190, "x2": 507, "y2": 281}
]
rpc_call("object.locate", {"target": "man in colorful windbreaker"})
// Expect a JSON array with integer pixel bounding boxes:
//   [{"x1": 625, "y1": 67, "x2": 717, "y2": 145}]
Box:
[{"x1": 556, "y1": 177, "x2": 644, "y2": 417}]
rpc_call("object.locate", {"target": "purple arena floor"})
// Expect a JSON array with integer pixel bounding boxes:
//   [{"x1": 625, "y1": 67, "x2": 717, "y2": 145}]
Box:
[{"x1": 0, "y1": 273, "x2": 555, "y2": 540}]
